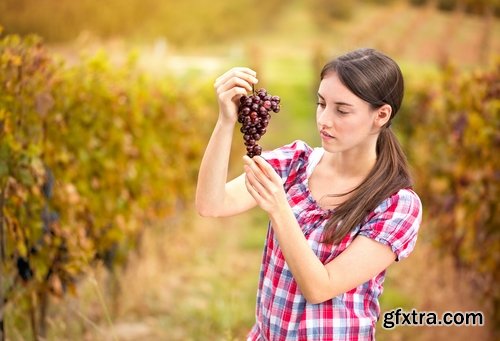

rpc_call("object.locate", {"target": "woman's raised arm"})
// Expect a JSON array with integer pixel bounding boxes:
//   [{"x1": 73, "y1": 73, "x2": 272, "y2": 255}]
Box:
[{"x1": 195, "y1": 67, "x2": 259, "y2": 217}]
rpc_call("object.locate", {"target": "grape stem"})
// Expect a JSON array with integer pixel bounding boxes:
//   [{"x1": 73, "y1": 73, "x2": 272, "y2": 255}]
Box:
[{"x1": 252, "y1": 83, "x2": 255, "y2": 96}]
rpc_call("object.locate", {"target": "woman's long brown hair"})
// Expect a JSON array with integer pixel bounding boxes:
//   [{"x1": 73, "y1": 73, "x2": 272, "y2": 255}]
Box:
[{"x1": 320, "y1": 48, "x2": 413, "y2": 244}]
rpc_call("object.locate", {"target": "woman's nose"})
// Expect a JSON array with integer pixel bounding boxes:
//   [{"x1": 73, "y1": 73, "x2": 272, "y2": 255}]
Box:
[{"x1": 317, "y1": 109, "x2": 333, "y2": 127}]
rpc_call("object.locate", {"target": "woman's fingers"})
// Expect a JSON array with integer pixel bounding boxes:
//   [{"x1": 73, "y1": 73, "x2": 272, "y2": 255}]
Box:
[
  {"x1": 215, "y1": 67, "x2": 257, "y2": 82},
  {"x1": 214, "y1": 67, "x2": 252, "y2": 83},
  {"x1": 243, "y1": 156, "x2": 271, "y2": 186},
  {"x1": 253, "y1": 156, "x2": 283, "y2": 184},
  {"x1": 244, "y1": 165, "x2": 267, "y2": 198},
  {"x1": 244, "y1": 155, "x2": 282, "y2": 186},
  {"x1": 216, "y1": 76, "x2": 254, "y2": 95},
  {"x1": 214, "y1": 67, "x2": 258, "y2": 122},
  {"x1": 244, "y1": 167, "x2": 263, "y2": 201},
  {"x1": 218, "y1": 86, "x2": 248, "y2": 103},
  {"x1": 214, "y1": 68, "x2": 258, "y2": 90}
]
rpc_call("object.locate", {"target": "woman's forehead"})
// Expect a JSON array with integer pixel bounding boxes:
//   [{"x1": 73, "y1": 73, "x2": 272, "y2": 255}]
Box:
[{"x1": 318, "y1": 73, "x2": 361, "y2": 103}]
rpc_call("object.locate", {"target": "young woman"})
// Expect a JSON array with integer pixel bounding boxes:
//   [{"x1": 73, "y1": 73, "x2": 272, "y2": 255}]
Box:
[{"x1": 196, "y1": 48, "x2": 422, "y2": 340}]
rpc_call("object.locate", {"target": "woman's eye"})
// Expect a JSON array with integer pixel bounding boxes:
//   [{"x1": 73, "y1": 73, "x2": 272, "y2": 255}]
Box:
[
  {"x1": 316, "y1": 102, "x2": 326, "y2": 107},
  {"x1": 337, "y1": 109, "x2": 348, "y2": 115}
]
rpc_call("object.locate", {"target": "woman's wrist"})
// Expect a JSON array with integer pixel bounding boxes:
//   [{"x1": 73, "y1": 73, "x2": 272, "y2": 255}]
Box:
[
  {"x1": 269, "y1": 201, "x2": 294, "y2": 226},
  {"x1": 217, "y1": 112, "x2": 237, "y2": 127}
]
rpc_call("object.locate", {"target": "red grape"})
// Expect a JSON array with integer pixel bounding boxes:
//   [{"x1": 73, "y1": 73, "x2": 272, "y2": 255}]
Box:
[{"x1": 237, "y1": 87, "x2": 280, "y2": 157}]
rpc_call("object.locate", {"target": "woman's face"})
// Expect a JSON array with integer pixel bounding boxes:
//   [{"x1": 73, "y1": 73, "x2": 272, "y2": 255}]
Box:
[{"x1": 316, "y1": 72, "x2": 381, "y2": 154}]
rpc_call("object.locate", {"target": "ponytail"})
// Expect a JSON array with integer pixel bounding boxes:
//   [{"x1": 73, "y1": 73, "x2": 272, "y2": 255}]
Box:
[
  {"x1": 322, "y1": 126, "x2": 413, "y2": 244},
  {"x1": 319, "y1": 48, "x2": 411, "y2": 244}
]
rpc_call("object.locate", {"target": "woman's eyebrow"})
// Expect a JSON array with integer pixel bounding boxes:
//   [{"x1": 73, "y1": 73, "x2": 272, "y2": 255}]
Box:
[
  {"x1": 335, "y1": 101, "x2": 353, "y2": 107},
  {"x1": 317, "y1": 93, "x2": 353, "y2": 106}
]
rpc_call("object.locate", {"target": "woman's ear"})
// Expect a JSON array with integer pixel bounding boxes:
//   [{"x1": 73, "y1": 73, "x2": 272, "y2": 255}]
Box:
[{"x1": 375, "y1": 104, "x2": 392, "y2": 128}]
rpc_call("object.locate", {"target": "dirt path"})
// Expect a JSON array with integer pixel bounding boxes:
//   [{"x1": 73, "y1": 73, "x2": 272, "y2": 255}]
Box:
[{"x1": 101, "y1": 210, "x2": 267, "y2": 341}]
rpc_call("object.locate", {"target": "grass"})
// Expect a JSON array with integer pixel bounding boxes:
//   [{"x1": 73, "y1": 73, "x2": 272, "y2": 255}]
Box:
[{"x1": 110, "y1": 211, "x2": 265, "y2": 341}]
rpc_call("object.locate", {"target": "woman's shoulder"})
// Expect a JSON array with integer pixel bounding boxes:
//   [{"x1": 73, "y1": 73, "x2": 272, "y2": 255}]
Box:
[
  {"x1": 393, "y1": 188, "x2": 422, "y2": 208},
  {"x1": 375, "y1": 188, "x2": 422, "y2": 217},
  {"x1": 261, "y1": 140, "x2": 315, "y2": 182},
  {"x1": 360, "y1": 188, "x2": 422, "y2": 261},
  {"x1": 263, "y1": 139, "x2": 314, "y2": 161},
  {"x1": 279, "y1": 139, "x2": 314, "y2": 153}
]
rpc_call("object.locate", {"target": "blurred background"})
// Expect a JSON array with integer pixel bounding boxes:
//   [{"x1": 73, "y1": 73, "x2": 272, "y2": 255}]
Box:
[{"x1": 0, "y1": 0, "x2": 498, "y2": 340}]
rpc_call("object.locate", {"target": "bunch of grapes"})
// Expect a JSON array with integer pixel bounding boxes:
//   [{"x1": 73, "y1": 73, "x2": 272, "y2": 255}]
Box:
[{"x1": 237, "y1": 88, "x2": 281, "y2": 157}]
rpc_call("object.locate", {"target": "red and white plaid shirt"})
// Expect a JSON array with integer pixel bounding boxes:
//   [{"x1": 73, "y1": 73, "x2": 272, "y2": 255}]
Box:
[{"x1": 247, "y1": 140, "x2": 422, "y2": 341}]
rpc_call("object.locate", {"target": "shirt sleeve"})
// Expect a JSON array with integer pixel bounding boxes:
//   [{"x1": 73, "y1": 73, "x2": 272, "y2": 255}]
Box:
[
  {"x1": 260, "y1": 140, "x2": 312, "y2": 192},
  {"x1": 357, "y1": 188, "x2": 422, "y2": 261}
]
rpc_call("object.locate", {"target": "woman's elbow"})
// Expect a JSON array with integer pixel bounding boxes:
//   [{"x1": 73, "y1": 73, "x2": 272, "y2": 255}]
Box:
[
  {"x1": 304, "y1": 293, "x2": 328, "y2": 305},
  {"x1": 197, "y1": 207, "x2": 213, "y2": 217},
  {"x1": 195, "y1": 199, "x2": 220, "y2": 218},
  {"x1": 303, "y1": 287, "x2": 338, "y2": 305},
  {"x1": 195, "y1": 202, "x2": 213, "y2": 217}
]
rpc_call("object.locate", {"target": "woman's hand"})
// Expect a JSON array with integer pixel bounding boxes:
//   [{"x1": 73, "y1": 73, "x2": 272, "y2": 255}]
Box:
[
  {"x1": 243, "y1": 155, "x2": 288, "y2": 215},
  {"x1": 214, "y1": 67, "x2": 258, "y2": 124}
]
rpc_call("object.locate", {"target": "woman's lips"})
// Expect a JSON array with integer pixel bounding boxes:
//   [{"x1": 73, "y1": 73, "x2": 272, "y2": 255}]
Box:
[{"x1": 320, "y1": 130, "x2": 334, "y2": 139}]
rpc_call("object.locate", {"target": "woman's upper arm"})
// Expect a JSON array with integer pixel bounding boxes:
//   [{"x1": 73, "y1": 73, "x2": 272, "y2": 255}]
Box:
[
  {"x1": 204, "y1": 140, "x2": 309, "y2": 217},
  {"x1": 322, "y1": 236, "x2": 396, "y2": 299},
  {"x1": 318, "y1": 189, "x2": 422, "y2": 301}
]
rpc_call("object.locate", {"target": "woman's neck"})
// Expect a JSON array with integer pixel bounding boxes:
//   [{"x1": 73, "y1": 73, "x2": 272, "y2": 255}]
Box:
[{"x1": 322, "y1": 143, "x2": 377, "y2": 180}]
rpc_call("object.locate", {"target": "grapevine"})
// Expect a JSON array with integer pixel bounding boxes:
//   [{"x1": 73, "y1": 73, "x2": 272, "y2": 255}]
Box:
[{"x1": 0, "y1": 32, "x2": 213, "y2": 340}]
